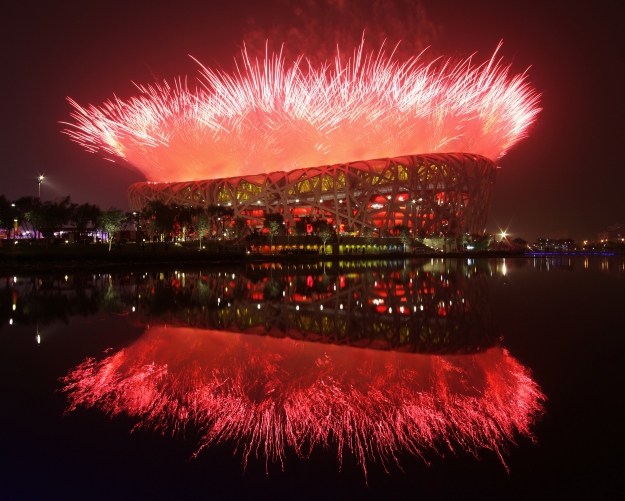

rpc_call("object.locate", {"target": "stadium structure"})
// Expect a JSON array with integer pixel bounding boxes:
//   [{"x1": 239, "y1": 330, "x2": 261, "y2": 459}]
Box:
[{"x1": 128, "y1": 152, "x2": 496, "y2": 237}]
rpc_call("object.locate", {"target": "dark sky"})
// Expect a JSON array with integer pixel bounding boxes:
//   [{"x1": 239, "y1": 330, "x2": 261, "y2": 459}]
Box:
[{"x1": 2, "y1": 0, "x2": 623, "y2": 242}]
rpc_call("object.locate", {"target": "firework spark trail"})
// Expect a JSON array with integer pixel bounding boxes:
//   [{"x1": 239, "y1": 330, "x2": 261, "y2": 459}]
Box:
[
  {"x1": 60, "y1": 327, "x2": 546, "y2": 477},
  {"x1": 62, "y1": 42, "x2": 540, "y2": 182}
]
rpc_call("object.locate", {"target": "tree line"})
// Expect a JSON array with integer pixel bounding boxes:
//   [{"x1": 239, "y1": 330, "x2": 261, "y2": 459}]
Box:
[
  {"x1": 0, "y1": 195, "x2": 126, "y2": 250},
  {"x1": 1, "y1": 194, "x2": 460, "y2": 251}
]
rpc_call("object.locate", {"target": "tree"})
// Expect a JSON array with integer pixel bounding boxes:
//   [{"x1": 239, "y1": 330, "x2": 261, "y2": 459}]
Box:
[
  {"x1": 42, "y1": 196, "x2": 76, "y2": 238},
  {"x1": 233, "y1": 216, "x2": 249, "y2": 240},
  {"x1": 317, "y1": 221, "x2": 335, "y2": 254},
  {"x1": 72, "y1": 203, "x2": 102, "y2": 239},
  {"x1": 140, "y1": 201, "x2": 177, "y2": 240},
  {"x1": 397, "y1": 225, "x2": 412, "y2": 251},
  {"x1": 195, "y1": 210, "x2": 211, "y2": 250},
  {"x1": 219, "y1": 206, "x2": 235, "y2": 240},
  {"x1": 362, "y1": 227, "x2": 374, "y2": 246},
  {"x1": 24, "y1": 200, "x2": 46, "y2": 240},
  {"x1": 99, "y1": 208, "x2": 125, "y2": 251},
  {"x1": 294, "y1": 216, "x2": 313, "y2": 236},
  {"x1": 0, "y1": 196, "x2": 11, "y2": 233},
  {"x1": 263, "y1": 212, "x2": 284, "y2": 249},
  {"x1": 206, "y1": 205, "x2": 220, "y2": 238},
  {"x1": 14, "y1": 196, "x2": 39, "y2": 239}
]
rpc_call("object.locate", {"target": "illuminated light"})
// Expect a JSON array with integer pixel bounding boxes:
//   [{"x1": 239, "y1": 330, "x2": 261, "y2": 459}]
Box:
[
  {"x1": 132, "y1": 306, "x2": 136, "y2": 312},
  {"x1": 340, "y1": 304, "x2": 343, "y2": 310},
  {"x1": 296, "y1": 305, "x2": 299, "y2": 311},
  {"x1": 320, "y1": 305, "x2": 323, "y2": 311},
  {"x1": 37, "y1": 334, "x2": 41, "y2": 345},
  {"x1": 257, "y1": 304, "x2": 261, "y2": 310},
  {"x1": 9, "y1": 319, "x2": 12, "y2": 325},
  {"x1": 388, "y1": 307, "x2": 392, "y2": 314},
  {"x1": 12, "y1": 304, "x2": 16, "y2": 311}
]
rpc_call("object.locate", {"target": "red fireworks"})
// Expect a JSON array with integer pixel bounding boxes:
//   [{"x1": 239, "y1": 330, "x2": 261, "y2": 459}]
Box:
[
  {"x1": 63, "y1": 42, "x2": 540, "y2": 182},
  {"x1": 61, "y1": 326, "x2": 545, "y2": 476}
]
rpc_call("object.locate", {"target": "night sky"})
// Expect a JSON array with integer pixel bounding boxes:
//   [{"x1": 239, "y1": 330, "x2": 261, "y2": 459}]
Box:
[{"x1": 2, "y1": 0, "x2": 623, "y2": 242}]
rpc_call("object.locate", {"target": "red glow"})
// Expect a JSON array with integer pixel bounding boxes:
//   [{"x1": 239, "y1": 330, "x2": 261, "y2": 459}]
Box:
[
  {"x1": 63, "y1": 42, "x2": 540, "y2": 182},
  {"x1": 61, "y1": 326, "x2": 545, "y2": 476}
]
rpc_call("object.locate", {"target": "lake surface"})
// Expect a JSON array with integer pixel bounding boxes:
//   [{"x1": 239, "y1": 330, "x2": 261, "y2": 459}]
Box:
[{"x1": 1, "y1": 256, "x2": 623, "y2": 500}]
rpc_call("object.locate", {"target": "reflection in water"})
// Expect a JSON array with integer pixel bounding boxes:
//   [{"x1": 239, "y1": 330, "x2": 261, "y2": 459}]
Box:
[
  {"x1": 134, "y1": 259, "x2": 499, "y2": 354},
  {"x1": 61, "y1": 327, "x2": 544, "y2": 475},
  {"x1": 0, "y1": 259, "x2": 544, "y2": 474},
  {"x1": 60, "y1": 260, "x2": 546, "y2": 475}
]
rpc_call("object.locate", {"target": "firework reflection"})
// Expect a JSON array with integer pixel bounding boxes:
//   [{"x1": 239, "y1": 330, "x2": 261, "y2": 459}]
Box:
[{"x1": 61, "y1": 324, "x2": 545, "y2": 476}]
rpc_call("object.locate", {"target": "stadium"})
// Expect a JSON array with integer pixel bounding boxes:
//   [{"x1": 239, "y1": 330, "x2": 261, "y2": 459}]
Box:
[{"x1": 127, "y1": 152, "x2": 496, "y2": 238}]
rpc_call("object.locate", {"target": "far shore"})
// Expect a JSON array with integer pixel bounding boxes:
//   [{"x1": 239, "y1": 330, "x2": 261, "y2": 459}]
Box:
[{"x1": 1, "y1": 241, "x2": 620, "y2": 274}]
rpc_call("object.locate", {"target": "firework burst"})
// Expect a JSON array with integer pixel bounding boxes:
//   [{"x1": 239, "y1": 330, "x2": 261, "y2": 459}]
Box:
[{"x1": 63, "y1": 42, "x2": 540, "y2": 182}]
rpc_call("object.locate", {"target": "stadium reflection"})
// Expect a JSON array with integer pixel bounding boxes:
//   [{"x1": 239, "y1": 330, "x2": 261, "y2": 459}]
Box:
[
  {"x1": 60, "y1": 259, "x2": 546, "y2": 475},
  {"x1": 130, "y1": 258, "x2": 500, "y2": 354}
]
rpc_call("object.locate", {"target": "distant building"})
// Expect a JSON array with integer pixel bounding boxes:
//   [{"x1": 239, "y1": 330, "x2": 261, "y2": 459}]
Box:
[{"x1": 598, "y1": 223, "x2": 624, "y2": 243}]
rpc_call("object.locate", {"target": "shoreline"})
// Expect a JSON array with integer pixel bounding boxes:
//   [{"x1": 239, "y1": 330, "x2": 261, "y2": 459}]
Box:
[{"x1": 1, "y1": 244, "x2": 620, "y2": 274}]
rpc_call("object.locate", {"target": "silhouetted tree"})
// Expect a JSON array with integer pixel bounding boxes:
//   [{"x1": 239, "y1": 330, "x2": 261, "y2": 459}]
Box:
[
  {"x1": 140, "y1": 201, "x2": 177, "y2": 240},
  {"x1": 14, "y1": 196, "x2": 40, "y2": 238},
  {"x1": 0, "y1": 196, "x2": 13, "y2": 235},
  {"x1": 72, "y1": 203, "x2": 102, "y2": 239},
  {"x1": 233, "y1": 216, "x2": 249, "y2": 240}
]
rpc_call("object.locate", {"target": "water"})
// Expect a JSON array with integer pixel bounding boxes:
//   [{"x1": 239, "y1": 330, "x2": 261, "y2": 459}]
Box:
[{"x1": 1, "y1": 256, "x2": 623, "y2": 500}]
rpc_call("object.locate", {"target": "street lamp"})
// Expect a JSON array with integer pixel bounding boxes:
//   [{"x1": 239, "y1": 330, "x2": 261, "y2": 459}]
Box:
[
  {"x1": 37, "y1": 175, "x2": 44, "y2": 199},
  {"x1": 283, "y1": 220, "x2": 290, "y2": 249},
  {"x1": 132, "y1": 212, "x2": 141, "y2": 243}
]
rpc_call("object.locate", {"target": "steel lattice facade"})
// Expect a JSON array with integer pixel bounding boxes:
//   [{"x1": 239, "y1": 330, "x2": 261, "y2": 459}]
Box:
[{"x1": 127, "y1": 152, "x2": 496, "y2": 236}]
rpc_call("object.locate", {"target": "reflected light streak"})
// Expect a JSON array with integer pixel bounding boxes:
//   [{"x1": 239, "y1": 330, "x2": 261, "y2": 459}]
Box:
[{"x1": 61, "y1": 326, "x2": 545, "y2": 476}]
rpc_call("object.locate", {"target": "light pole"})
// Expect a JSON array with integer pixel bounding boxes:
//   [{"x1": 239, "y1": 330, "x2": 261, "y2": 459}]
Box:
[
  {"x1": 132, "y1": 211, "x2": 141, "y2": 243},
  {"x1": 283, "y1": 220, "x2": 290, "y2": 249},
  {"x1": 37, "y1": 175, "x2": 44, "y2": 199}
]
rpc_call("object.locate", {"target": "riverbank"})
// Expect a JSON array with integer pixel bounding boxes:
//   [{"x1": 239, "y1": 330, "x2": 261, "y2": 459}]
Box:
[{"x1": 1, "y1": 241, "x2": 620, "y2": 273}]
